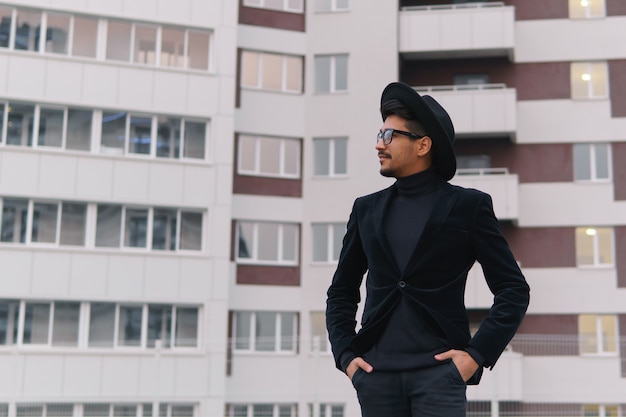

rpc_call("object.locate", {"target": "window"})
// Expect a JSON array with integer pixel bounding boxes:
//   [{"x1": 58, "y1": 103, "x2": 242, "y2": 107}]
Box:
[
  {"x1": 582, "y1": 404, "x2": 620, "y2": 417},
  {"x1": 72, "y1": 16, "x2": 98, "y2": 58},
  {"x1": 573, "y1": 143, "x2": 611, "y2": 181},
  {"x1": 133, "y1": 24, "x2": 157, "y2": 65},
  {"x1": 315, "y1": 54, "x2": 348, "y2": 93},
  {"x1": 233, "y1": 311, "x2": 297, "y2": 353},
  {"x1": 236, "y1": 221, "x2": 299, "y2": 264},
  {"x1": 106, "y1": 20, "x2": 132, "y2": 61},
  {"x1": 309, "y1": 404, "x2": 345, "y2": 417},
  {"x1": 238, "y1": 135, "x2": 301, "y2": 178},
  {"x1": 88, "y1": 303, "x2": 199, "y2": 349},
  {"x1": 159, "y1": 404, "x2": 196, "y2": 417},
  {"x1": 161, "y1": 28, "x2": 185, "y2": 68},
  {"x1": 457, "y1": 155, "x2": 491, "y2": 170},
  {"x1": 188, "y1": 30, "x2": 210, "y2": 71},
  {"x1": 313, "y1": 137, "x2": 348, "y2": 176},
  {"x1": 571, "y1": 62, "x2": 608, "y2": 99},
  {"x1": 579, "y1": 315, "x2": 617, "y2": 355},
  {"x1": 0, "y1": 102, "x2": 92, "y2": 150},
  {"x1": 2, "y1": 301, "x2": 80, "y2": 346},
  {"x1": 575, "y1": 227, "x2": 613, "y2": 267},
  {"x1": 101, "y1": 112, "x2": 207, "y2": 159},
  {"x1": 95, "y1": 205, "x2": 203, "y2": 251},
  {"x1": 0, "y1": 7, "x2": 11, "y2": 48},
  {"x1": 16, "y1": 404, "x2": 74, "y2": 417},
  {"x1": 569, "y1": 0, "x2": 605, "y2": 18},
  {"x1": 315, "y1": 0, "x2": 350, "y2": 12},
  {"x1": 0, "y1": 199, "x2": 87, "y2": 246},
  {"x1": 226, "y1": 404, "x2": 297, "y2": 417},
  {"x1": 310, "y1": 311, "x2": 330, "y2": 352},
  {"x1": 243, "y1": 0, "x2": 304, "y2": 13},
  {"x1": 15, "y1": 9, "x2": 41, "y2": 51},
  {"x1": 453, "y1": 74, "x2": 489, "y2": 87},
  {"x1": 312, "y1": 223, "x2": 344, "y2": 262},
  {"x1": 241, "y1": 50, "x2": 303, "y2": 93},
  {"x1": 45, "y1": 12, "x2": 70, "y2": 54}
]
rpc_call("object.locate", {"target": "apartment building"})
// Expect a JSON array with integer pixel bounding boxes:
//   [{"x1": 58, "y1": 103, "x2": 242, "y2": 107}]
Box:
[
  {"x1": 2, "y1": 0, "x2": 626, "y2": 416},
  {"x1": 0, "y1": 0, "x2": 236, "y2": 416},
  {"x1": 229, "y1": 1, "x2": 626, "y2": 417}
]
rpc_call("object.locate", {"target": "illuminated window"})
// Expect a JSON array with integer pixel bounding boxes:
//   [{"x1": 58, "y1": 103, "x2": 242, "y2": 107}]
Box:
[
  {"x1": 569, "y1": 0, "x2": 605, "y2": 18},
  {"x1": 575, "y1": 227, "x2": 613, "y2": 267},
  {"x1": 579, "y1": 315, "x2": 617, "y2": 355},
  {"x1": 571, "y1": 62, "x2": 608, "y2": 99}
]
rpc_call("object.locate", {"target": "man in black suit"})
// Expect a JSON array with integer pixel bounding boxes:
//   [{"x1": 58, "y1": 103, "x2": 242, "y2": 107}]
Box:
[{"x1": 326, "y1": 82, "x2": 530, "y2": 417}]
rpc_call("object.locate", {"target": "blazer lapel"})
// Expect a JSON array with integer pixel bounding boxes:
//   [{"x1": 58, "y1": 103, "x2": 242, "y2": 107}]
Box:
[{"x1": 371, "y1": 185, "x2": 402, "y2": 276}]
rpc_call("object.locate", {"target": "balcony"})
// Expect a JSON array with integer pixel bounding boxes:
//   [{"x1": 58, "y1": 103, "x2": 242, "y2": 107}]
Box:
[
  {"x1": 451, "y1": 168, "x2": 519, "y2": 220},
  {"x1": 414, "y1": 84, "x2": 517, "y2": 138},
  {"x1": 399, "y1": 2, "x2": 515, "y2": 59}
]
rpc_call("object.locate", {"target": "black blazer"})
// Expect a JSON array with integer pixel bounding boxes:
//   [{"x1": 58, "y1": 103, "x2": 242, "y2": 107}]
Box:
[{"x1": 326, "y1": 177, "x2": 530, "y2": 379}]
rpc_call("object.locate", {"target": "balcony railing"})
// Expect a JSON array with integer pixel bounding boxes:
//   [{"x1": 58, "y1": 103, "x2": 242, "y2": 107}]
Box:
[
  {"x1": 414, "y1": 83, "x2": 508, "y2": 93},
  {"x1": 401, "y1": 2, "x2": 506, "y2": 12}
]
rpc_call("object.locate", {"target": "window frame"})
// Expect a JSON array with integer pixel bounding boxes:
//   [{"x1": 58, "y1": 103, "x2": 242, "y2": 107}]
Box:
[
  {"x1": 314, "y1": 54, "x2": 349, "y2": 94},
  {"x1": 232, "y1": 311, "x2": 298, "y2": 354},
  {"x1": 240, "y1": 50, "x2": 304, "y2": 94},
  {"x1": 243, "y1": 0, "x2": 305, "y2": 14},
  {"x1": 570, "y1": 61, "x2": 608, "y2": 100},
  {"x1": 313, "y1": 137, "x2": 348, "y2": 177},
  {"x1": 578, "y1": 314, "x2": 618, "y2": 356},
  {"x1": 235, "y1": 221, "x2": 300, "y2": 265},
  {"x1": 569, "y1": 0, "x2": 605, "y2": 19},
  {"x1": 573, "y1": 143, "x2": 612, "y2": 182},
  {"x1": 575, "y1": 226, "x2": 614, "y2": 268},
  {"x1": 315, "y1": 0, "x2": 350, "y2": 12},
  {"x1": 237, "y1": 134, "x2": 302, "y2": 179},
  {"x1": 311, "y1": 222, "x2": 344, "y2": 263}
]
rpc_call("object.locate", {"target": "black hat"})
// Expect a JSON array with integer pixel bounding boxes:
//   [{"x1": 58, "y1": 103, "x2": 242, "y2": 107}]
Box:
[{"x1": 380, "y1": 82, "x2": 456, "y2": 181}]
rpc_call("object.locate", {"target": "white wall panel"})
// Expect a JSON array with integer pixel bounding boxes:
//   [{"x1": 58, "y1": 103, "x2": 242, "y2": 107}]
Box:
[
  {"x1": 106, "y1": 255, "x2": 145, "y2": 299},
  {"x1": 225, "y1": 356, "x2": 300, "y2": 401},
  {"x1": 31, "y1": 251, "x2": 72, "y2": 296},
  {"x1": 515, "y1": 17, "x2": 626, "y2": 63},
  {"x1": 100, "y1": 356, "x2": 140, "y2": 396},
  {"x1": 0, "y1": 150, "x2": 39, "y2": 196},
  {"x1": 118, "y1": 68, "x2": 155, "y2": 110},
  {"x1": 186, "y1": 74, "x2": 219, "y2": 116},
  {"x1": 147, "y1": 163, "x2": 185, "y2": 204},
  {"x1": 174, "y1": 357, "x2": 209, "y2": 395},
  {"x1": 143, "y1": 257, "x2": 180, "y2": 300},
  {"x1": 0, "y1": 54, "x2": 8, "y2": 94},
  {"x1": 62, "y1": 355, "x2": 102, "y2": 396},
  {"x1": 68, "y1": 253, "x2": 109, "y2": 297},
  {"x1": 522, "y1": 267, "x2": 624, "y2": 314},
  {"x1": 75, "y1": 156, "x2": 114, "y2": 199},
  {"x1": 81, "y1": 64, "x2": 120, "y2": 107},
  {"x1": 182, "y1": 165, "x2": 214, "y2": 206},
  {"x1": 121, "y1": 0, "x2": 158, "y2": 20},
  {"x1": 6, "y1": 55, "x2": 46, "y2": 100},
  {"x1": 451, "y1": 173, "x2": 519, "y2": 220},
  {"x1": 179, "y1": 258, "x2": 214, "y2": 299},
  {"x1": 236, "y1": 91, "x2": 306, "y2": 137},
  {"x1": 38, "y1": 154, "x2": 77, "y2": 197},
  {"x1": 237, "y1": 25, "x2": 306, "y2": 55},
  {"x1": 517, "y1": 99, "x2": 626, "y2": 143},
  {"x1": 518, "y1": 183, "x2": 626, "y2": 227},
  {"x1": 44, "y1": 60, "x2": 83, "y2": 103},
  {"x1": 0, "y1": 249, "x2": 33, "y2": 295},
  {"x1": 152, "y1": 71, "x2": 188, "y2": 114},
  {"x1": 22, "y1": 355, "x2": 64, "y2": 396},
  {"x1": 112, "y1": 159, "x2": 150, "y2": 201},
  {"x1": 231, "y1": 195, "x2": 303, "y2": 222}
]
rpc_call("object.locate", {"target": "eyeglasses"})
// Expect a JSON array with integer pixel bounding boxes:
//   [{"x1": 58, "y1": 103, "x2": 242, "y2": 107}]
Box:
[{"x1": 376, "y1": 128, "x2": 425, "y2": 145}]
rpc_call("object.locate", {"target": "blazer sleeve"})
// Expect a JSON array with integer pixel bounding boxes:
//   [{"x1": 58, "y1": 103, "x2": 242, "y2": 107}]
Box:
[
  {"x1": 325, "y1": 200, "x2": 369, "y2": 371},
  {"x1": 467, "y1": 193, "x2": 530, "y2": 369}
]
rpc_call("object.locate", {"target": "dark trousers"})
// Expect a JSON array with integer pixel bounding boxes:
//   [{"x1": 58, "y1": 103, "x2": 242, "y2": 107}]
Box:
[{"x1": 351, "y1": 361, "x2": 467, "y2": 417}]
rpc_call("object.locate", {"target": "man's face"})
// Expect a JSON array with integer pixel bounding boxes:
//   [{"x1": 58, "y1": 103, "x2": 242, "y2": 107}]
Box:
[{"x1": 376, "y1": 114, "x2": 430, "y2": 178}]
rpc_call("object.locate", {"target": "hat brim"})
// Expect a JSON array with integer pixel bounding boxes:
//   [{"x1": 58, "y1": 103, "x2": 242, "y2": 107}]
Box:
[{"x1": 381, "y1": 82, "x2": 456, "y2": 181}]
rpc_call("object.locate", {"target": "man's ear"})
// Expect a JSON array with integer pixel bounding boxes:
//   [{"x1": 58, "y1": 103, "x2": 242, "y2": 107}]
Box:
[{"x1": 416, "y1": 136, "x2": 432, "y2": 156}]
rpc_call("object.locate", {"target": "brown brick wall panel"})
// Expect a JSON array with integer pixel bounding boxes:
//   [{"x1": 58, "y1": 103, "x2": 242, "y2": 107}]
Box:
[
  {"x1": 614, "y1": 142, "x2": 626, "y2": 201},
  {"x1": 607, "y1": 0, "x2": 626, "y2": 15},
  {"x1": 609, "y1": 60, "x2": 626, "y2": 117},
  {"x1": 401, "y1": 60, "x2": 570, "y2": 101},
  {"x1": 512, "y1": 314, "x2": 579, "y2": 356},
  {"x1": 503, "y1": 0, "x2": 568, "y2": 20},
  {"x1": 502, "y1": 226, "x2": 576, "y2": 268},
  {"x1": 455, "y1": 141, "x2": 573, "y2": 183},
  {"x1": 233, "y1": 174, "x2": 302, "y2": 197},
  {"x1": 236, "y1": 264, "x2": 300, "y2": 286},
  {"x1": 239, "y1": 1, "x2": 305, "y2": 32}
]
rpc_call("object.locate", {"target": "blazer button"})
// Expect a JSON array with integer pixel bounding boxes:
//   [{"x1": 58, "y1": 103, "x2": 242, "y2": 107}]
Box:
[{"x1": 398, "y1": 281, "x2": 406, "y2": 288}]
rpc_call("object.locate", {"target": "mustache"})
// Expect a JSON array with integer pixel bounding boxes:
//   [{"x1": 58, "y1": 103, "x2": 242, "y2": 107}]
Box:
[{"x1": 378, "y1": 152, "x2": 390, "y2": 158}]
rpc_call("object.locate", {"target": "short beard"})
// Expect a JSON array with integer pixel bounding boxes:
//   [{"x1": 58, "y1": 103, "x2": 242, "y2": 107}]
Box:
[{"x1": 379, "y1": 167, "x2": 396, "y2": 178}]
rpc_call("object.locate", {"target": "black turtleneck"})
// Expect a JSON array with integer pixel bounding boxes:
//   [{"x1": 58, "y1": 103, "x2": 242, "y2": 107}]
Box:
[
  {"x1": 384, "y1": 168, "x2": 438, "y2": 272},
  {"x1": 363, "y1": 167, "x2": 449, "y2": 370}
]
